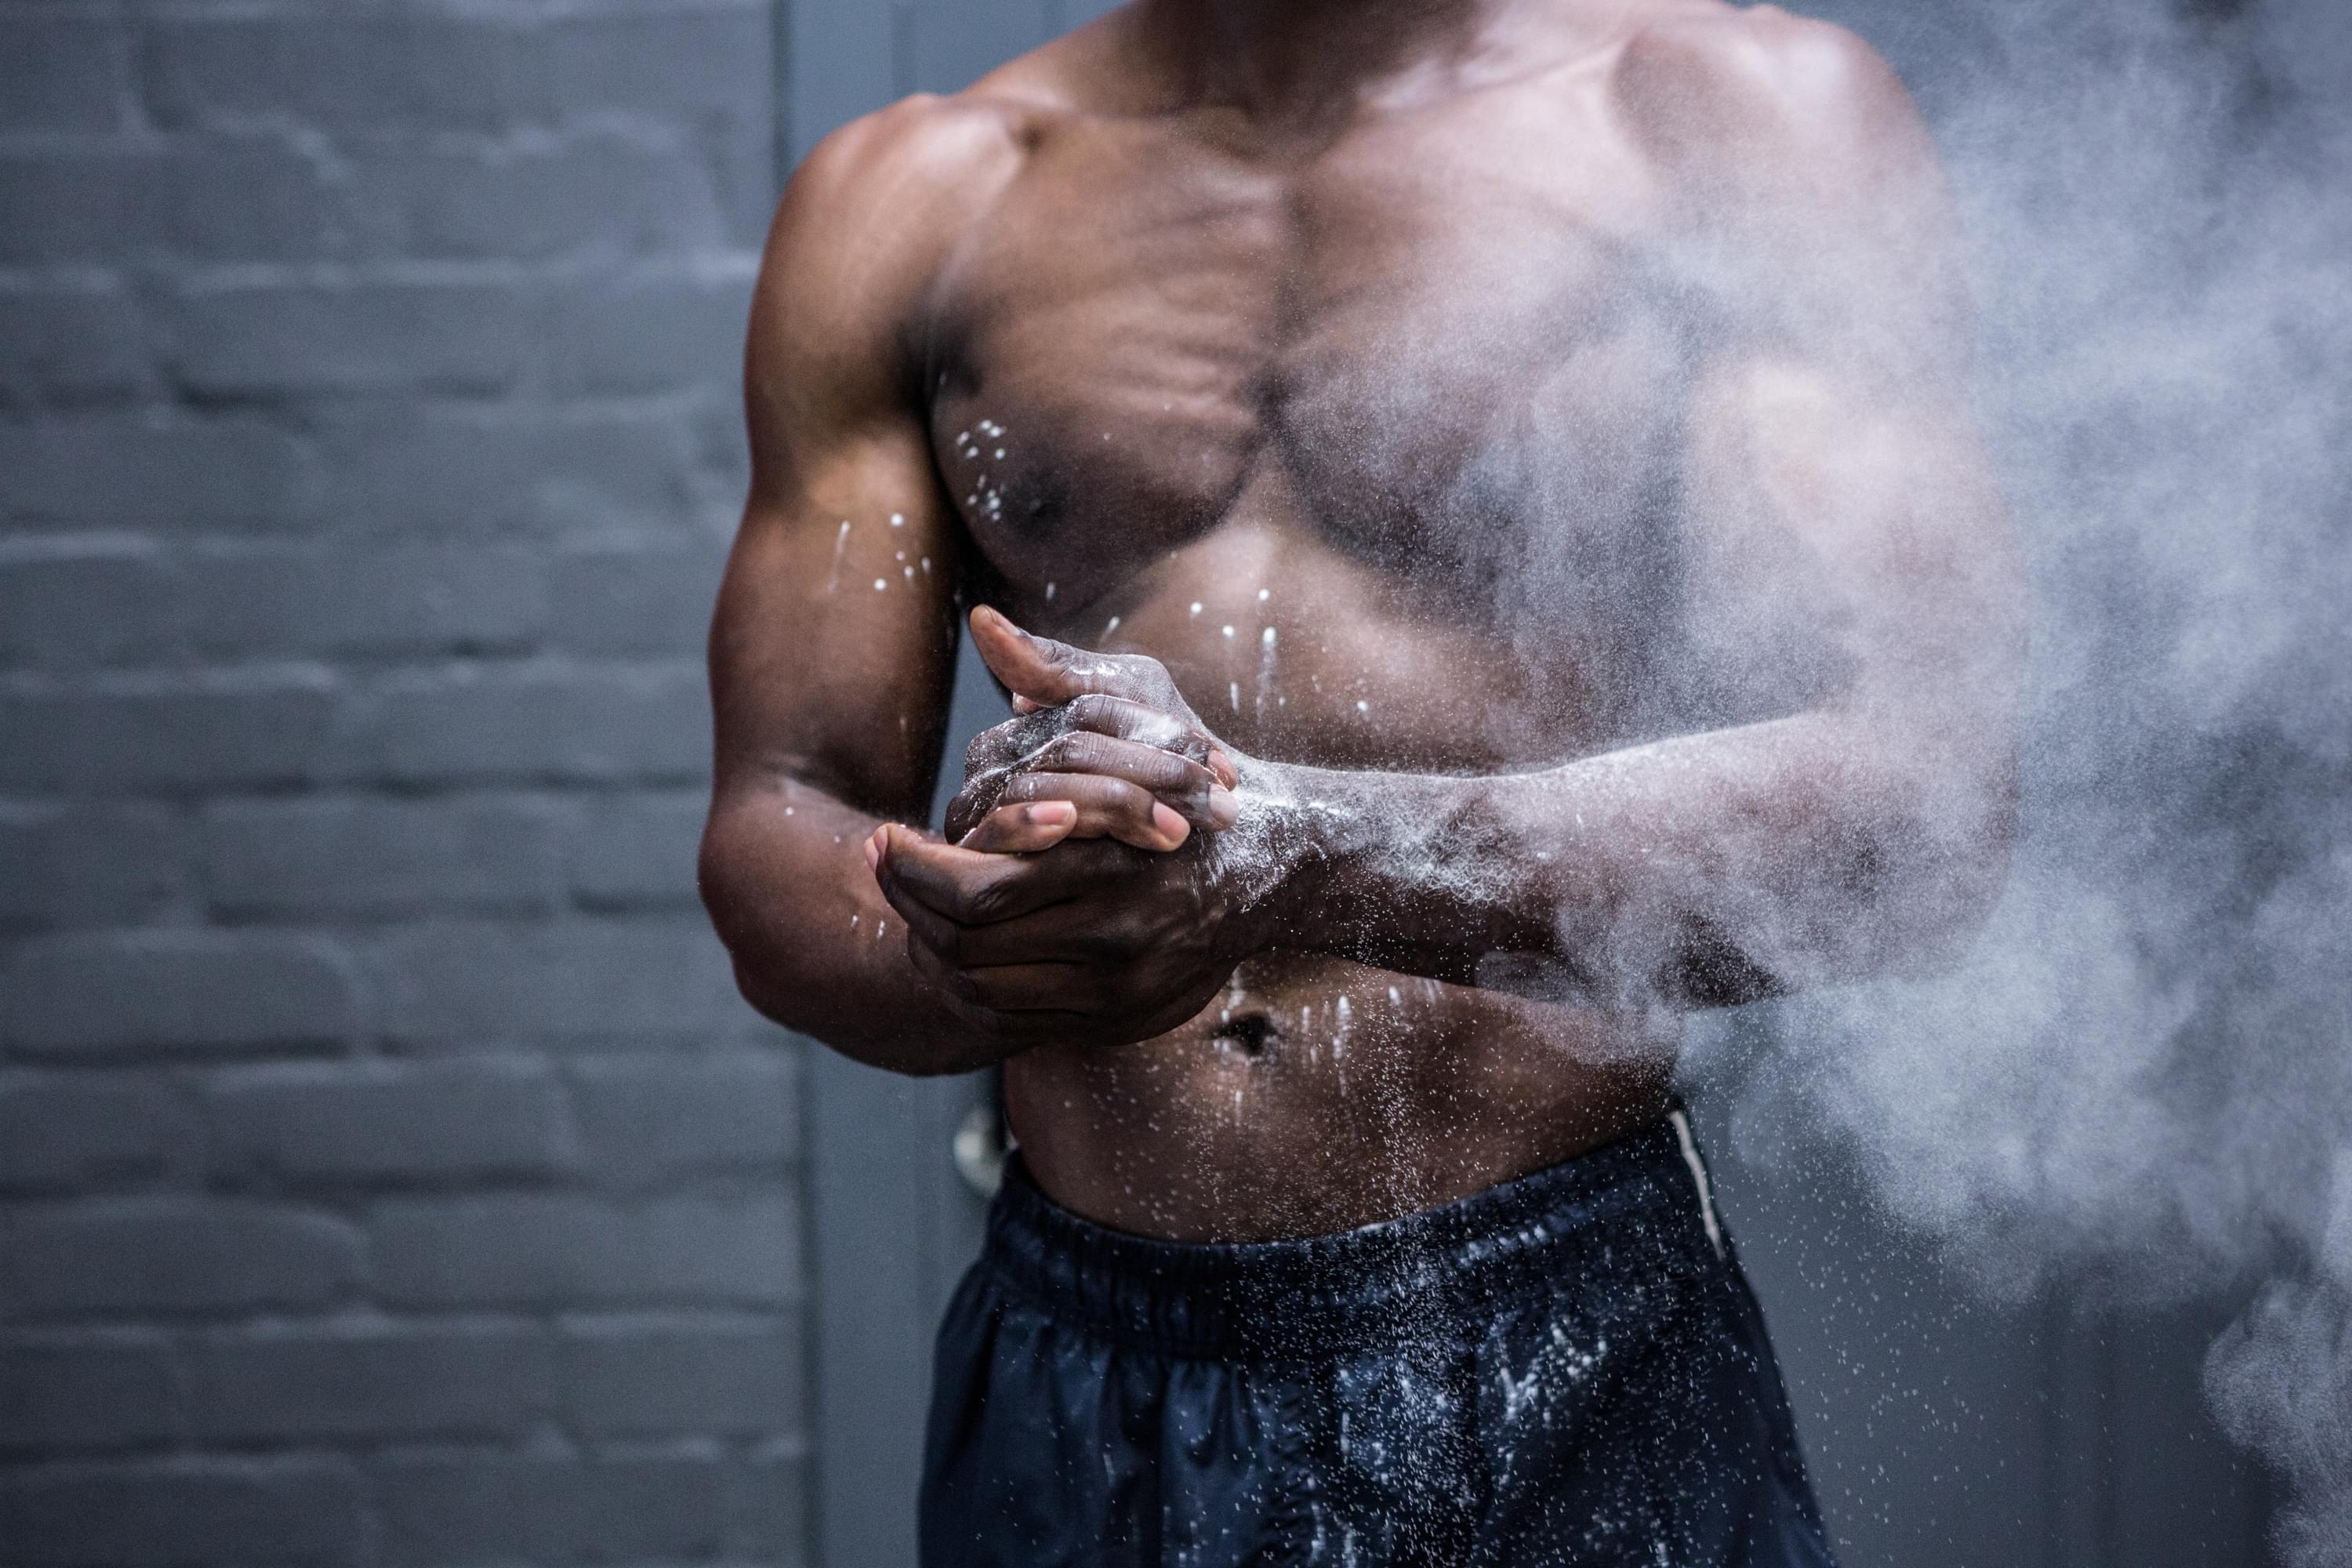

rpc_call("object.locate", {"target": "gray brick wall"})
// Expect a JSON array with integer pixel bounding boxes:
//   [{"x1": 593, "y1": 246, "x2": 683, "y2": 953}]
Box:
[{"x1": 0, "y1": 2, "x2": 800, "y2": 1563}]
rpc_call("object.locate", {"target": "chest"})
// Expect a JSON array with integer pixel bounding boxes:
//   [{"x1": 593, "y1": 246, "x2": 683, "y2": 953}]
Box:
[{"x1": 924, "y1": 96, "x2": 1696, "y2": 621}]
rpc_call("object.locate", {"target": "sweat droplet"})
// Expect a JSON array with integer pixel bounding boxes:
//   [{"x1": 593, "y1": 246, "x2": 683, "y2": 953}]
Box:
[
  {"x1": 1190, "y1": 602, "x2": 1203, "y2": 616},
  {"x1": 1262, "y1": 626, "x2": 1276, "y2": 647},
  {"x1": 1045, "y1": 582, "x2": 1056, "y2": 601},
  {"x1": 1105, "y1": 615, "x2": 1120, "y2": 634},
  {"x1": 873, "y1": 579, "x2": 888, "y2": 591},
  {"x1": 891, "y1": 513, "x2": 905, "y2": 526},
  {"x1": 1356, "y1": 699, "x2": 1370, "y2": 713},
  {"x1": 1222, "y1": 625, "x2": 1235, "y2": 638},
  {"x1": 1258, "y1": 588, "x2": 1270, "y2": 601}
]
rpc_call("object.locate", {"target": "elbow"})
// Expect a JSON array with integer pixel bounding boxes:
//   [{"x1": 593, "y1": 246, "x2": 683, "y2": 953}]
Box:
[{"x1": 1882, "y1": 755, "x2": 2020, "y2": 978}]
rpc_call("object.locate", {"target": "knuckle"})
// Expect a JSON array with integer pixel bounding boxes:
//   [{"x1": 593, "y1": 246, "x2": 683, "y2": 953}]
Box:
[{"x1": 1040, "y1": 731, "x2": 1098, "y2": 772}]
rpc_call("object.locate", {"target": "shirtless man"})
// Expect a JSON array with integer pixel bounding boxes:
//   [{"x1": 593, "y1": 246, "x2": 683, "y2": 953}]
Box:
[{"x1": 700, "y1": 0, "x2": 2023, "y2": 1561}]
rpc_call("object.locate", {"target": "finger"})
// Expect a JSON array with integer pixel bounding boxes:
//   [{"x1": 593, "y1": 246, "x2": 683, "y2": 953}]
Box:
[
  {"x1": 956, "y1": 800, "x2": 1080, "y2": 854},
  {"x1": 999, "y1": 772, "x2": 1190, "y2": 851},
  {"x1": 913, "y1": 902, "x2": 1138, "y2": 968},
  {"x1": 971, "y1": 605, "x2": 1145, "y2": 709},
  {"x1": 884, "y1": 873, "x2": 972, "y2": 963},
  {"x1": 955, "y1": 960, "x2": 1112, "y2": 1014},
  {"x1": 905, "y1": 935, "x2": 1102, "y2": 1029},
  {"x1": 957, "y1": 722, "x2": 1227, "y2": 844},
  {"x1": 1059, "y1": 694, "x2": 1200, "y2": 756},
  {"x1": 964, "y1": 707, "x2": 1069, "y2": 777},
  {"x1": 965, "y1": 699, "x2": 1213, "y2": 812},
  {"x1": 1022, "y1": 732, "x2": 1233, "y2": 826},
  {"x1": 877, "y1": 824, "x2": 1100, "y2": 924}
]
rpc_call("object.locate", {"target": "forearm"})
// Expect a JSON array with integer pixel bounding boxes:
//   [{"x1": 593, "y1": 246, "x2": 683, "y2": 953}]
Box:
[
  {"x1": 699, "y1": 777, "x2": 1017, "y2": 1076},
  {"x1": 1249, "y1": 710, "x2": 2016, "y2": 1007}
]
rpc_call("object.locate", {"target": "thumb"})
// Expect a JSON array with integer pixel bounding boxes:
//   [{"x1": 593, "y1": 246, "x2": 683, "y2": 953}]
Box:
[{"x1": 970, "y1": 604, "x2": 1091, "y2": 708}]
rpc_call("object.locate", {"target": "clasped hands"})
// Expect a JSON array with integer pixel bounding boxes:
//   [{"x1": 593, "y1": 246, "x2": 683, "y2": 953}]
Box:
[{"x1": 863, "y1": 605, "x2": 1280, "y2": 1047}]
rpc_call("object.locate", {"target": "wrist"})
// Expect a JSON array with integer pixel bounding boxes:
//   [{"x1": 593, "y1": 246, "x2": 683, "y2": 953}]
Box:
[{"x1": 1215, "y1": 756, "x2": 1352, "y2": 949}]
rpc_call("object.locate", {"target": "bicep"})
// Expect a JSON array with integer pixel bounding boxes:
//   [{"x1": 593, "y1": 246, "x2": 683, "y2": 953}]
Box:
[
  {"x1": 708, "y1": 106, "x2": 999, "y2": 821},
  {"x1": 1677, "y1": 358, "x2": 2025, "y2": 734},
  {"x1": 711, "y1": 421, "x2": 967, "y2": 819}
]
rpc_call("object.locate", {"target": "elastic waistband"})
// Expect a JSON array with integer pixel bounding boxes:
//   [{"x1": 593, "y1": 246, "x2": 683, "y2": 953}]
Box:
[{"x1": 979, "y1": 1113, "x2": 1723, "y2": 1361}]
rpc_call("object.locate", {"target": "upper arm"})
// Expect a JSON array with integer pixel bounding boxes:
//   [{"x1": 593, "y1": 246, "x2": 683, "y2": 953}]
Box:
[
  {"x1": 1624, "y1": 13, "x2": 2026, "y2": 741},
  {"x1": 710, "y1": 99, "x2": 1022, "y2": 819}
]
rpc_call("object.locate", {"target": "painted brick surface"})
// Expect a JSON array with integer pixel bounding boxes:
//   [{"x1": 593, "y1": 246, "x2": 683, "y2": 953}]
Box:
[{"x1": 0, "y1": 2, "x2": 802, "y2": 1563}]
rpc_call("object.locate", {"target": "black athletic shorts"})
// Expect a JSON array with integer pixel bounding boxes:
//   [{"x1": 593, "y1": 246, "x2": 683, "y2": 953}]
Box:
[{"x1": 920, "y1": 1109, "x2": 1838, "y2": 1566}]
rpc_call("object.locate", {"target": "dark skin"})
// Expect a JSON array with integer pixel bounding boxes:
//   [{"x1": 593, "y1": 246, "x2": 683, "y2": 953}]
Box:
[{"x1": 701, "y1": 0, "x2": 2025, "y2": 1242}]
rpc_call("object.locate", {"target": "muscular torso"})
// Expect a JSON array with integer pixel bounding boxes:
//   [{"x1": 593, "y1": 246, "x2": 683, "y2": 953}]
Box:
[{"x1": 910, "y1": 23, "x2": 1727, "y2": 1241}]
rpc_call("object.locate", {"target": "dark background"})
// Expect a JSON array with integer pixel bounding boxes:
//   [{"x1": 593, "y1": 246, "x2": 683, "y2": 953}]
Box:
[{"x1": 0, "y1": 2, "x2": 2284, "y2": 1566}]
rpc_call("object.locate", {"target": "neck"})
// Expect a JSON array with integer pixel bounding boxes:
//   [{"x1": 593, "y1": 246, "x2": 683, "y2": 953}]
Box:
[
  {"x1": 1145, "y1": 0, "x2": 1634, "y2": 129},
  {"x1": 1152, "y1": 0, "x2": 1504, "y2": 121}
]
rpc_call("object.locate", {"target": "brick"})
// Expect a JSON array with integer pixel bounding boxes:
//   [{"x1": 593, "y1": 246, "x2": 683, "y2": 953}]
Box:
[
  {"x1": 159, "y1": 281, "x2": 526, "y2": 399},
  {"x1": 0, "y1": 546, "x2": 181, "y2": 671},
  {"x1": 0, "y1": 804, "x2": 183, "y2": 927},
  {"x1": 0, "y1": 413, "x2": 317, "y2": 532},
  {"x1": 183, "y1": 1324, "x2": 547, "y2": 1443},
  {"x1": 0, "y1": 675, "x2": 337, "y2": 794},
  {"x1": 2, "y1": 931, "x2": 359, "y2": 1059},
  {"x1": 368, "y1": 916, "x2": 747, "y2": 1049},
  {"x1": 144, "y1": 15, "x2": 525, "y2": 135},
  {"x1": 0, "y1": 1073, "x2": 200, "y2": 1195},
  {"x1": 349, "y1": 137, "x2": 733, "y2": 263},
  {"x1": 0, "y1": 1459, "x2": 362, "y2": 1568},
  {"x1": 564, "y1": 789, "x2": 706, "y2": 908},
  {"x1": 199, "y1": 797, "x2": 562, "y2": 920},
  {"x1": 729, "y1": 1445, "x2": 811, "y2": 1560},
  {"x1": 0, "y1": 1336, "x2": 180, "y2": 1454},
  {"x1": 0, "y1": 16, "x2": 126, "y2": 134},
  {"x1": 542, "y1": 267, "x2": 756, "y2": 397},
  {"x1": 0, "y1": 289, "x2": 151, "y2": 407},
  {"x1": 203, "y1": 1059, "x2": 568, "y2": 1187},
  {"x1": 0, "y1": 150, "x2": 137, "y2": 267},
  {"x1": 0, "y1": 143, "x2": 343, "y2": 269},
  {"x1": 312, "y1": 406, "x2": 703, "y2": 539},
  {"x1": 568, "y1": 1051, "x2": 799, "y2": 1185},
  {"x1": 369, "y1": 1192, "x2": 797, "y2": 1310},
  {"x1": 376, "y1": 1453, "x2": 729, "y2": 1566},
  {"x1": 535, "y1": 8, "x2": 773, "y2": 127},
  {"x1": 557, "y1": 1313, "x2": 801, "y2": 1439},
  {"x1": 547, "y1": 544, "x2": 726, "y2": 656},
  {"x1": 2, "y1": 1201, "x2": 362, "y2": 1319},
  {"x1": 147, "y1": 9, "x2": 769, "y2": 137},
  {"x1": 144, "y1": 140, "x2": 350, "y2": 265},
  {"x1": 186, "y1": 544, "x2": 546, "y2": 660},
  {"x1": 347, "y1": 662, "x2": 706, "y2": 786}
]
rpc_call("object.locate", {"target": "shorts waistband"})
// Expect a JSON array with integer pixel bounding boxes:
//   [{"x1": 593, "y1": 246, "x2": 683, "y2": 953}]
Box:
[{"x1": 978, "y1": 1112, "x2": 1723, "y2": 1360}]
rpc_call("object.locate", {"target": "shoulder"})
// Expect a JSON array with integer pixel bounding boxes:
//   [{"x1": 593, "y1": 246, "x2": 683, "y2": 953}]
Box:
[
  {"x1": 748, "y1": 91, "x2": 1046, "y2": 407},
  {"x1": 770, "y1": 8, "x2": 1127, "y2": 272},
  {"x1": 766, "y1": 93, "x2": 1034, "y2": 303},
  {"x1": 1614, "y1": 5, "x2": 1936, "y2": 195}
]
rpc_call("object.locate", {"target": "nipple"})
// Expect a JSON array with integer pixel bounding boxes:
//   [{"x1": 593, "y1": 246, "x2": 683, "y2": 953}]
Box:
[{"x1": 1211, "y1": 1013, "x2": 1278, "y2": 1058}]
